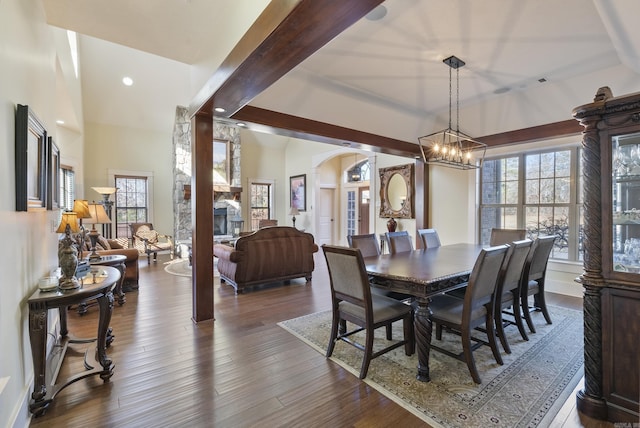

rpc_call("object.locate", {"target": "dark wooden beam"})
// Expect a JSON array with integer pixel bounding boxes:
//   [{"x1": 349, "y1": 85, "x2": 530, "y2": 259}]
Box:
[
  {"x1": 477, "y1": 119, "x2": 582, "y2": 147},
  {"x1": 232, "y1": 105, "x2": 421, "y2": 158},
  {"x1": 191, "y1": 111, "x2": 215, "y2": 323},
  {"x1": 189, "y1": 0, "x2": 385, "y2": 119}
]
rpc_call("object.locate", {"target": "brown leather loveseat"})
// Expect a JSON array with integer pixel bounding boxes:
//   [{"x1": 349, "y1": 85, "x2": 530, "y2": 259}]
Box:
[
  {"x1": 72, "y1": 234, "x2": 140, "y2": 290},
  {"x1": 214, "y1": 226, "x2": 318, "y2": 293}
]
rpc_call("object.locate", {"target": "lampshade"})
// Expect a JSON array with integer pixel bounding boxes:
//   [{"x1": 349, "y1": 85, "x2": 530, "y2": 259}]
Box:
[
  {"x1": 92, "y1": 187, "x2": 118, "y2": 195},
  {"x1": 85, "y1": 203, "x2": 112, "y2": 225},
  {"x1": 72, "y1": 199, "x2": 92, "y2": 219},
  {"x1": 289, "y1": 206, "x2": 300, "y2": 216},
  {"x1": 56, "y1": 212, "x2": 79, "y2": 233}
]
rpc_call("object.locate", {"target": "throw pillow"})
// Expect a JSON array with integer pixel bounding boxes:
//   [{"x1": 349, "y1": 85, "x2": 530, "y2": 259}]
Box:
[
  {"x1": 97, "y1": 235, "x2": 111, "y2": 250},
  {"x1": 138, "y1": 229, "x2": 159, "y2": 244}
]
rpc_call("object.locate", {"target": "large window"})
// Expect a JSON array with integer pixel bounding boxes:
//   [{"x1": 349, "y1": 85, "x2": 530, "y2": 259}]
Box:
[
  {"x1": 115, "y1": 176, "x2": 148, "y2": 239},
  {"x1": 480, "y1": 147, "x2": 583, "y2": 261},
  {"x1": 249, "y1": 180, "x2": 274, "y2": 230}
]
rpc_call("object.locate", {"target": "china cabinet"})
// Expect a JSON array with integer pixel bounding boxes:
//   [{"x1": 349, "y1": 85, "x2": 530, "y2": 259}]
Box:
[{"x1": 573, "y1": 87, "x2": 640, "y2": 422}]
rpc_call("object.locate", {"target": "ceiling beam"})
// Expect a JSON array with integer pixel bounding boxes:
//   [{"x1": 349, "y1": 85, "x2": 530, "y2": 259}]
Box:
[
  {"x1": 477, "y1": 119, "x2": 582, "y2": 147},
  {"x1": 232, "y1": 105, "x2": 421, "y2": 158},
  {"x1": 189, "y1": 0, "x2": 385, "y2": 119}
]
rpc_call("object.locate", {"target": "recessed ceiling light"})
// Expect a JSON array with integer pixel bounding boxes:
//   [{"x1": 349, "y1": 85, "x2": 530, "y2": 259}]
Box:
[
  {"x1": 214, "y1": 107, "x2": 226, "y2": 113},
  {"x1": 56, "y1": 120, "x2": 65, "y2": 125},
  {"x1": 236, "y1": 122, "x2": 246, "y2": 127},
  {"x1": 538, "y1": 78, "x2": 547, "y2": 83},
  {"x1": 122, "y1": 76, "x2": 134, "y2": 86},
  {"x1": 365, "y1": 5, "x2": 387, "y2": 21}
]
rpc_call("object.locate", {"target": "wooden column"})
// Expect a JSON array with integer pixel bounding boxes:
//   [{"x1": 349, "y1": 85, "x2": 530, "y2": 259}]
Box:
[
  {"x1": 414, "y1": 159, "x2": 429, "y2": 247},
  {"x1": 191, "y1": 111, "x2": 214, "y2": 323}
]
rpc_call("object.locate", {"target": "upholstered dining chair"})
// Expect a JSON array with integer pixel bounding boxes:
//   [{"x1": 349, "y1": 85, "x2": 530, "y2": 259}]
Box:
[
  {"x1": 347, "y1": 233, "x2": 380, "y2": 258},
  {"x1": 429, "y1": 245, "x2": 509, "y2": 384},
  {"x1": 520, "y1": 235, "x2": 556, "y2": 333},
  {"x1": 322, "y1": 245, "x2": 415, "y2": 379},
  {"x1": 418, "y1": 228, "x2": 441, "y2": 249},
  {"x1": 385, "y1": 231, "x2": 413, "y2": 254},
  {"x1": 258, "y1": 219, "x2": 278, "y2": 228},
  {"x1": 489, "y1": 228, "x2": 527, "y2": 246},
  {"x1": 130, "y1": 223, "x2": 173, "y2": 264},
  {"x1": 493, "y1": 239, "x2": 533, "y2": 354}
]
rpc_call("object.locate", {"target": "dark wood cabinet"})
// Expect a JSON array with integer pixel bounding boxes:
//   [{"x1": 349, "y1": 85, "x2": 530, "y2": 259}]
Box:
[{"x1": 573, "y1": 87, "x2": 640, "y2": 423}]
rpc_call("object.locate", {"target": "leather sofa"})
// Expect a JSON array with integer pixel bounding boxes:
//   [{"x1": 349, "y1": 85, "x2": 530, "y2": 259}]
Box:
[
  {"x1": 72, "y1": 234, "x2": 140, "y2": 290},
  {"x1": 214, "y1": 226, "x2": 319, "y2": 293}
]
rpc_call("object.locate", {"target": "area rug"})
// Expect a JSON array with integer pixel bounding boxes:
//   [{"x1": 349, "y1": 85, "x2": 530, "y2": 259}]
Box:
[
  {"x1": 164, "y1": 259, "x2": 219, "y2": 277},
  {"x1": 278, "y1": 305, "x2": 583, "y2": 428}
]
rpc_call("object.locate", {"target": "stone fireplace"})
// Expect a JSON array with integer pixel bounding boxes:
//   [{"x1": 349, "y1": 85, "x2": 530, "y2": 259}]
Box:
[{"x1": 172, "y1": 106, "x2": 242, "y2": 242}]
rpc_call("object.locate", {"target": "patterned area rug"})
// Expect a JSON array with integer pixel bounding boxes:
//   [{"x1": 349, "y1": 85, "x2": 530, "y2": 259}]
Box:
[
  {"x1": 163, "y1": 259, "x2": 219, "y2": 277},
  {"x1": 278, "y1": 305, "x2": 583, "y2": 428}
]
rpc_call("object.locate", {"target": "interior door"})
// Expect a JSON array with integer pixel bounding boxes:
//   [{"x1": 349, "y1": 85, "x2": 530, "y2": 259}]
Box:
[
  {"x1": 358, "y1": 187, "x2": 370, "y2": 234},
  {"x1": 317, "y1": 187, "x2": 334, "y2": 246}
]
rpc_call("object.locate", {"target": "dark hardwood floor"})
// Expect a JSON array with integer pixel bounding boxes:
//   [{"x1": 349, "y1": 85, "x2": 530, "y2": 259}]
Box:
[{"x1": 29, "y1": 253, "x2": 612, "y2": 427}]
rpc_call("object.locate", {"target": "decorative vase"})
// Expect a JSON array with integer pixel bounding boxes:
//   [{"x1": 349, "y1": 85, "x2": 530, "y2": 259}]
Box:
[
  {"x1": 387, "y1": 217, "x2": 397, "y2": 232},
  {"x1": 58, "y1": 226, "x2": 80, "y2": 290}
]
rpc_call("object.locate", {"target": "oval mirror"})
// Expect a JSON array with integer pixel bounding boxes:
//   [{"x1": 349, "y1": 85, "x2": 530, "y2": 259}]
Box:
[
  {"x1": 387, "y1": 173, "x2": 407, "y2": 211},
  {"x1": 379, "y1": 164, "x2": 414, "y2": 219}
]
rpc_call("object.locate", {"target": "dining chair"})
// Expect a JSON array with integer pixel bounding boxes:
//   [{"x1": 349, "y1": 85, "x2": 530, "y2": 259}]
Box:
[
  {"x1": 418, "y1": 228, "x2": 441, "y2": 249},
  {"x1": 493, "y1": 239, "x2": 533, "y2": 354},
  {"x1": 322, "y1": 245, "x2": 415, "y2": 379},
  {"x1": 520, "y1": 235, "x2": 556, "y2": 333},
  {"x1": 489, "y1": 228, "x2": 526, "y2": 246},
  {"x1": 429, "y1": 245, "x2": 509, "y2": 384},
  {"x1": 385, "y1": 231, "x2": 413, "y2": 254},
  {"x1": 347, "y1": 233, "x2": 380, "y2": 258}
]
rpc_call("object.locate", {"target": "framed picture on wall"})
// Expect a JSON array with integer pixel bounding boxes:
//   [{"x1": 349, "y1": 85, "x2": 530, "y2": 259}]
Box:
[
  {"x1": 290, "y1": 174, "x2": 306, "y2": 212},
  {"x1": 213, "y1": 139, "x2": 230, "y2": 185},
  {"x1": 15, "y1": 104, "x2": 47, "y2": 212},
  {"x1": 47, "y1": 137, "x2": 60, "y2": 210}
]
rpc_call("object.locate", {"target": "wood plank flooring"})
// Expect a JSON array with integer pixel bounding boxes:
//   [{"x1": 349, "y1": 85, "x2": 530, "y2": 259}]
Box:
[{"x1": 29, "y1": 253, "x2": 613, "y2": 427}]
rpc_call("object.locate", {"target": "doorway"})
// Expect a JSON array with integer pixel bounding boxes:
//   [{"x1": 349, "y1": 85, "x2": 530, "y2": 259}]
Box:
[
  {"x1": 317, "y1": 187, "x2": 335, "y2": 246},
  {"x1": 358, "y1": 187, "x2": 370, "y2": 234}
]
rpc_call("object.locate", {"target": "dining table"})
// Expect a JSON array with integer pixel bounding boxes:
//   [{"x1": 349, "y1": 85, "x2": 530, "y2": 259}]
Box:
[{"x1": 363, "y1": 243, "x2": 484, "y2": 382}]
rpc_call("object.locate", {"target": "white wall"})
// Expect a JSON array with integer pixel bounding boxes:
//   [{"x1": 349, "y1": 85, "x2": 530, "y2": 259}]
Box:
[
  {"x1": 0, "y1": 0, "x2": 83, "y2": 426},
  {"x1": 84, "y1": 122, "x2": 174, "y2": 234}
]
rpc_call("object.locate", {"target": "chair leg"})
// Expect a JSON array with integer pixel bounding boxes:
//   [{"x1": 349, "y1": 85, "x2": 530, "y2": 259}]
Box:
[
  {"x1": 512, "y1": 295, "x2": 529, "y2": 341},
  {"x1": 147, "y1": 253, "x2": 151, "y2": 264},
  {"x1": 385, "y1": 325, "x2": 392, "y2": 340},
  {"x1": 485, "y1": 312, "x2": 504, "y2": 366},
  {"x1": 534, "y1": 291, "x2": 553, "y2": 325},
  {"x1": 326, "y1": 312, "x2": 340, "y2": 358},
  {"x1": 521, "y1": 293, "x2": 537, "y2": 334},
  {"x1": 461, "y1": 327, "x2": 481, "y2": 384},
  {"x1": 359, "y1": 325, "x2": 375, "y2": 379},
  {"x1": 494, "y1": 305, "x2": 511, "y2": 354},
  {"x1": 435, "y1": 323, "x2": 443, "y2": 340}
]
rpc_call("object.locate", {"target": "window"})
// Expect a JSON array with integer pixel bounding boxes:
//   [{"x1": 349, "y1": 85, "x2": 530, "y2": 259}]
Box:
[
  {"x1": 115, "y1": 176, "x2": 148, "y2": 239},
  {"x1": 249, "y1": 180, "x2": 274, "y2": 230},
  {"x1": 346, "y1": 190, "x2": 356, "y2": 236},
  {"x1": 60, "y1": 165, "x2": 75, "y2": 211},
  {"x1": 480, "y1": 147, "x2": 583, "y2": 261}
]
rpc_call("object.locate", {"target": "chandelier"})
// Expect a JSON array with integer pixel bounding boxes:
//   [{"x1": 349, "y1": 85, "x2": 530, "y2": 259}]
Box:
[{"x1": 418, "y1": 55, "x2": 486, "y2": 170}]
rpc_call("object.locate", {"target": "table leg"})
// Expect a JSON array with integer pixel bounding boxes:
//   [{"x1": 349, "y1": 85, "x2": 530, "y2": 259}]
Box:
[
  {"x1": 114, "y1": 261, "x2": 126, "y2": 305},
  {"x1": 93, "y1": 290, "x2": 115, "y2": 380},
  {"x1": 414, "y1": 297, "x2": 433, "y2": 382},
  {"x1": 28, "y1": 306, "x2": 50, "y2": 415}
]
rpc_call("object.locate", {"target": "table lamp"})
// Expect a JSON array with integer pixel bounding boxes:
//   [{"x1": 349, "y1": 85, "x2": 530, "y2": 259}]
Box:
[
  {"x1": 56, "y1": 212, "x2": 80, "y2": 289},
  {"x1": 289, "y1": 206, "x2": 299, "y2": 228},
  {"x1": 92, "y1": 187, "x2": 118, "y2": 238},
  {"x1": 84, "y1": 202, "x2": 112, "y2": 261},
  {"x1": 72, "y1": 199, "x2": 92, "y2": 259}
]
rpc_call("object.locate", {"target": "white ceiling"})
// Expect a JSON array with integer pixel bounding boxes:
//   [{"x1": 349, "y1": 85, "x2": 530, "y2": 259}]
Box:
[{"x1": 44, "y1": 0, "x2": 640, "y2": 144}]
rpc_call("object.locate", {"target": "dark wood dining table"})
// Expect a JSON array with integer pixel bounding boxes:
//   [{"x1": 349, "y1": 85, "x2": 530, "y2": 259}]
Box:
[{"x1": 363, "y1": 243, "x2": 484, "y2": 382}]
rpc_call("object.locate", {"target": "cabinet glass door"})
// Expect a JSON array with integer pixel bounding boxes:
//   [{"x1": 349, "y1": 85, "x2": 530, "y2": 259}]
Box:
[{"x1": 612, "y1": 132, "x2": 640, "y2": 272}]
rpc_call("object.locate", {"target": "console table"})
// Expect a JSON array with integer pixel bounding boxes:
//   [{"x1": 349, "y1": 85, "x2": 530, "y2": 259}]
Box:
[
  {"x1": 28, "y1": 266, "x2": 120, "y2": 416},
  {"x1": 77, "y1": 254, "x2": 127, "y2": 315}
]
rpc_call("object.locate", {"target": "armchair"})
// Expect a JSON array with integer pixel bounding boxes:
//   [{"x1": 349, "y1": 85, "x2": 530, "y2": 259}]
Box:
[{"x1": 130, "y1": 223, "x2": 173, "y2": 263}]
